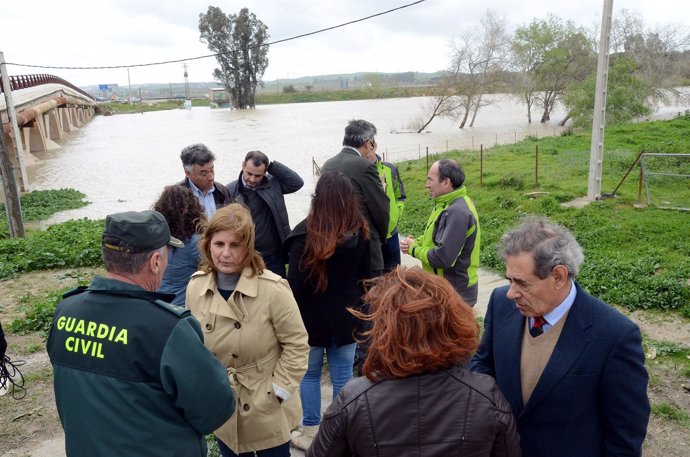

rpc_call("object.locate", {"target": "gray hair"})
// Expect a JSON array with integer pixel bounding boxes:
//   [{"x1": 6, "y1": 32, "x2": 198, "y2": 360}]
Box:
[
  {"x1": 180, "y1": 143, "x2": 216, "y2": 172},
  {"x1": 244, "y1": 150, "x2": 269, "y2": 169},
  {"x1": 436, "y1": 159, "x2": 465, "y2": 188},
  {"x1": 102, "y1": 236, "x2": 164, "y2": 274},
  {"x1": 342, "y1": 119, "x2": 377, "y2": 148},
  {"x1": 500, "y1": 216, "x2": 584, "y2": 279}
]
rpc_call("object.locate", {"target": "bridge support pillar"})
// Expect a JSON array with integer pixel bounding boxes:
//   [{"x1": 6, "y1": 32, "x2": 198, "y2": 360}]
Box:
[
  {"x1": 59, "y1": 106, "x2": 76, "y2": 132},
  {"x1": 32, "y1": 114, "x2": 60, "y2": 151},
  {"x1": 45, "y1": 109, "x2": 63, "y2": 140}
]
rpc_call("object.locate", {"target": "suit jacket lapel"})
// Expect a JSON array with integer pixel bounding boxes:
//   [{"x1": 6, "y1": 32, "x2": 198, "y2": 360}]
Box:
[{"x1": 521, "y1": 284, "x2": 593, "y2": 416}]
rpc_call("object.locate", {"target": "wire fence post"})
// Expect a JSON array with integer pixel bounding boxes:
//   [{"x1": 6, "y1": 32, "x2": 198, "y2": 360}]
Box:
[
  {"x1": 480, "y1": 144, "x2": 484, "y2": 187},
  {"x1": 535, "y1": 144, "x2": 539, "y2": 188},
  {"x1": 637, "y1": 164, "x2": 643, "y2": 204}
]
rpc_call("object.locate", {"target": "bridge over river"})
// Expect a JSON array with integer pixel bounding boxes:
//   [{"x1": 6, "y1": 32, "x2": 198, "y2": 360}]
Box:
[{"x1": 1, "y1": 73, "x2": 96, "y2": 192}]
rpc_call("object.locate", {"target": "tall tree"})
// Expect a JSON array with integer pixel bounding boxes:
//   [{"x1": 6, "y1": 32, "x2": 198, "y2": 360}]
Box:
[
  {"x1": 562, "y1": 57, "x2": 652, "y2": 128},
  {"x1": 511, "y1": 16, "x2": 560, "y2": 123},
  {"x1": 199, "y1": 6, "x2": 269, "y2": 109},
  {"x1": 511, "y1": 15, "x2": 595, "y2": 124},
  {"x1": 447, "y1": 10, "x2": 509, "y2": 129}
]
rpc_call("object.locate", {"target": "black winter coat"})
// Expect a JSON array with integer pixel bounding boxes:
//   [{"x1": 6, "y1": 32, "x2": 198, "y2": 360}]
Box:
[
  {"x1": 227, "y1": 161, "x2": 304, "y2": 244},
  {"x1": 283, "y1": 219, "x2": 371, "y2": 347},
  {"x1": 308, "y1": 364, "x2": 521, "y2": 457}
]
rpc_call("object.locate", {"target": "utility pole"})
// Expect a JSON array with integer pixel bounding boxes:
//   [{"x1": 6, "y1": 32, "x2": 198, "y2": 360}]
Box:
[
  {"x1": 183, "y1": 63, "x2": 189, "y2": 100},
  {"x1": 127, "y1": 67, "x2": 132, "y2": 104},
  {"x1": 588, "y1": 0, "x2": 614, "y2": 201},
  {"x1": 0, "y1": 51, "x2": 26, "y2": 238}
]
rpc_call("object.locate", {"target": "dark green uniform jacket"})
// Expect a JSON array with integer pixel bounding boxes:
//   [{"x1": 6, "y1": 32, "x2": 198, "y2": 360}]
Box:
[{"x1": 47, "y1": 276, "x2": 235, "y2": 457}]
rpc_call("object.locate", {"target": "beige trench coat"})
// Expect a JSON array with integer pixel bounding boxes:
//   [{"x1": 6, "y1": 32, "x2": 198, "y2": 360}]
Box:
[{"x1": 186, "y1": 267, "x2": 309, "y2": 453}]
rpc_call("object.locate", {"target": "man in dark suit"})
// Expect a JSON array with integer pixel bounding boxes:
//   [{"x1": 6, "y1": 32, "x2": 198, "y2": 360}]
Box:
[
  {"x1": 321, "y1": 119, "x2": 389, "y2": 276},
  {"x1": 471, "y1": 216, "x2": 649, "y2": 457}
]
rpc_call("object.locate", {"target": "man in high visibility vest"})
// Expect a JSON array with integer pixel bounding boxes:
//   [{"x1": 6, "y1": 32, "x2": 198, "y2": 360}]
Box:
[
  {"x1": 364, "y1": 153, "x2": 406, "y2": 271},
  {"x1": 400, "y1": 159, "x2": 480, "y2": 306}
]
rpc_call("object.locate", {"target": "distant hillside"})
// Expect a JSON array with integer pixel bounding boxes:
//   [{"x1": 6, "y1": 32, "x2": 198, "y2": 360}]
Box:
[{"x1": 80, "y1": 71, "x2": 442, "y2": 99}]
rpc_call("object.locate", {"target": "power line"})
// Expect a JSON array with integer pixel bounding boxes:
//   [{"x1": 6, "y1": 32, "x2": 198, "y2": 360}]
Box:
[{"x1": 6, "y1": 0, "x2": 426, "y2": 71}]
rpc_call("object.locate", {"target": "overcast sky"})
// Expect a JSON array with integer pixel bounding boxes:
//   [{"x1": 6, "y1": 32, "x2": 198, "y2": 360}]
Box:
[{"x1": 1, "y1": 0, "x2": 687, "y2": 87}]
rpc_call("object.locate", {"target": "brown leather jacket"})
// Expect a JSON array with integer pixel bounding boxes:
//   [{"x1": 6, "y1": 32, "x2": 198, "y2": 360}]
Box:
[{"x1": 307, "y1": 364, "x2": 521, "y2": 457}]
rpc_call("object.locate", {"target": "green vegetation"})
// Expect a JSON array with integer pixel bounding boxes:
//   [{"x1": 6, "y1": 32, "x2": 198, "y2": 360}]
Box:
[
  {"x1": 0, "y1": 189, "x2": 89, "y2": 238},
  {"x1": 0, "y1": 219, "x2": 103, "y2": 279},
  {"x1": 651, "y1": 403, "x2": 690, "y2": 428},
  {"x1": 256, "y1": 86, "x2": 431, "y2": 105},
  {"x1": 9, "y1": 271, "x2": 92, "y2": 336},
  {"x1": 97, "y1": 99, "x2": 209, "y2": 115},
  {"x1": 96, "y1": 86, "x2": 433, "y2": 114},
  {"x1": 9, "y1": 285, "x2": 83, "y2": 336},
  {"x1": 644, "y1": 337, "x2": 690, "y2": 363},
  {"x1": 398, "y1": 113, "x2": 690, "y2": 314},
  {"x1": 0, "y1": 187, "x2": 101, "y2": 278}
]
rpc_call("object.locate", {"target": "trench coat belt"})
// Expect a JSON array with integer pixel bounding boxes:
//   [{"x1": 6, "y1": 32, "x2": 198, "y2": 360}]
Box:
[{"x1": 226, "y1": 350, "x2": 280, "y2": 391}]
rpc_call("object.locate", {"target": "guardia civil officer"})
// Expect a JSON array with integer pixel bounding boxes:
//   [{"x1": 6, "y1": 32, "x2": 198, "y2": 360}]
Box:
[{"x1": 47, "y1": 210, "x2": 235, "y2": 457}]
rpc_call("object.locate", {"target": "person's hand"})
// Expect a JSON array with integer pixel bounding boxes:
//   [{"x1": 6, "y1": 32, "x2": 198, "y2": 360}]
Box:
[{"x1": 400, "y1": 236, "x2": 415, "y2": 254}]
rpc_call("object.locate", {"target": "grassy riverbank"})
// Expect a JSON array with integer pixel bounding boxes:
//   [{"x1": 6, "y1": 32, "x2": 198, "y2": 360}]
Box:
[
  {"x1": 399, "y1": 112, "x2": 690, "y2": 316},
  {"x1": 96, "y1": 86, "x2": 432, "y2": 115}
]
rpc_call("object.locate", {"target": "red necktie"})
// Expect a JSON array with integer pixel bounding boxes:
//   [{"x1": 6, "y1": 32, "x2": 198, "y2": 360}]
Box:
[{"x1": 530, "y1": 316, "x2": 548, "y2": 337}]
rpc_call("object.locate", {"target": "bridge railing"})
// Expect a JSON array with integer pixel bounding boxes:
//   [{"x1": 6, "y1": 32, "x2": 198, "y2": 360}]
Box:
[{"x1": 0, "y1": 73, "x2": 95, "y2": 101}]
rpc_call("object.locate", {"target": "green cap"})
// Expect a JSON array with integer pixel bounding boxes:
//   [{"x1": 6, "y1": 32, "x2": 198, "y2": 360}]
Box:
[{"x1": 103, "y1": 210, "x2": 184, "y2": 253}]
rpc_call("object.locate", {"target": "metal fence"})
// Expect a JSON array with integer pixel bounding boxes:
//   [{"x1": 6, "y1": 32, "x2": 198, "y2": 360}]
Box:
[
  {"x1": 0, "y1": 73, "x2": 95, "y2": 101},
  {"x1": 639, "y1": 153, "x2": 690, "y2": 210}
]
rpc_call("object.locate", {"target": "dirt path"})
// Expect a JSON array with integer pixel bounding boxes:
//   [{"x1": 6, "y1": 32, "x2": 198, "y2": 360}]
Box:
[{"x1": 1, "y1": 267, "x2": 688, "y2": 456}]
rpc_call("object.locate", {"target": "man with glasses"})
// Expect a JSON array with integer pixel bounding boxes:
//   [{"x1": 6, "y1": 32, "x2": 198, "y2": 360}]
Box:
[{"x1": 321, "y1": 119, "x2": 389, "y2": 276}]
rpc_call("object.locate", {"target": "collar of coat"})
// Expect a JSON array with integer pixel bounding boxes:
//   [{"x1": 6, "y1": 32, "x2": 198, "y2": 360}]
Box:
[
  {"x1": 191, "y1": 266, "x2": 260, "y2": 299},
  {"x1": 433, "y1": 185, "x2": 467, "y2": 206}
]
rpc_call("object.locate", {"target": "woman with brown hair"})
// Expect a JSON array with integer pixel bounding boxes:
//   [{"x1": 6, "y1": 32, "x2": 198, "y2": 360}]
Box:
[
  {"x1": 153, "y1": 185, "x2": 206, "y2": 305},
  {"x1": 186, "y1": 203, "x2": 309, "y2": 457},
  {"x1": 282, "y1": 171, "x2": 371, "y2": 450},
  {"x1": 307, "y1": 267, "x2": 521, "y2": 457}
]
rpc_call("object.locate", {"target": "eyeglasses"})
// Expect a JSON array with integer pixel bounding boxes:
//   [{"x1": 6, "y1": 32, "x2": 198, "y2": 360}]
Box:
[{"x1": 369, "y1": 139, "x2": 377, "y2": 148}]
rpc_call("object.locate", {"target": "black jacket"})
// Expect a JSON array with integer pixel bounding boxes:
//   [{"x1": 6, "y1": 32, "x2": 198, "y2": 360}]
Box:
[
  {"x1": 321, "y1": 148, "x2": 389, "y2": 272},
  {"x1": 283, "y1": 219, "x2": 371, "y2": 347},
  {"x1": 308, "y1": 364, "x2": 521, "y2": 457},
  {"x1": 227, "y1": 161, "x2": 304, "y2": 244}
]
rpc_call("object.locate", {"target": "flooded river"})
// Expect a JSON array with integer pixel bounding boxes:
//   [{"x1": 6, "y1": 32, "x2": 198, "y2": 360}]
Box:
[{"x1": 25, "y1": 93, "x2": 687, "y2": 225}]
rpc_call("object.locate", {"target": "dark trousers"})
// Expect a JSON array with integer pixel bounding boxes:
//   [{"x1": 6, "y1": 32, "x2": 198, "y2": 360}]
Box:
[
  {"x1": 217, "y1": 439, "x2": 290, "y2": 457},
  {"x1": 381, "y1": 233, "x2": 401, "y2": 272}
]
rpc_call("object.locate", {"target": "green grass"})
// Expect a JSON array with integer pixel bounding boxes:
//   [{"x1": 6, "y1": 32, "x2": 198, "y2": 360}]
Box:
[
  {"x1": 98, "y1": 99, "x2": 210, "y2": 115},
  {"x1": 398, "y1": 113, "x2": 690, "y2": 314},
  {"x1": 256, "y1": 86, "x2": 431, "y2": 105},
  {"x1": 651, "y1": 402, "x2": 690, "y2": 427}
]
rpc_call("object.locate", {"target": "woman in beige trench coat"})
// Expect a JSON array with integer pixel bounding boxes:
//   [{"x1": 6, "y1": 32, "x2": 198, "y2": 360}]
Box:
[{"x1": 186, "y1": 203, "x2": 309, "y2": 457}]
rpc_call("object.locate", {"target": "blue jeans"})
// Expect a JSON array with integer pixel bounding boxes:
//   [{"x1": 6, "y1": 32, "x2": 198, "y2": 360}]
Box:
[
  {"x1": 216, "y1": 439, "x2": 290, "y2": 457},
  {"x1": 381, "y1": 233, "x2": 401, "y2": 272},
  {"x1": 300, "y1": 342, "x2": 356, "y2": 426}
]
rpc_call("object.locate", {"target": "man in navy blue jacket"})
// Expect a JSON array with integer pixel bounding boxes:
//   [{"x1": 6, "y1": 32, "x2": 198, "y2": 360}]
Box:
[{"x1": 471, "y1": 216, "x2": 649, "y2": 457}]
